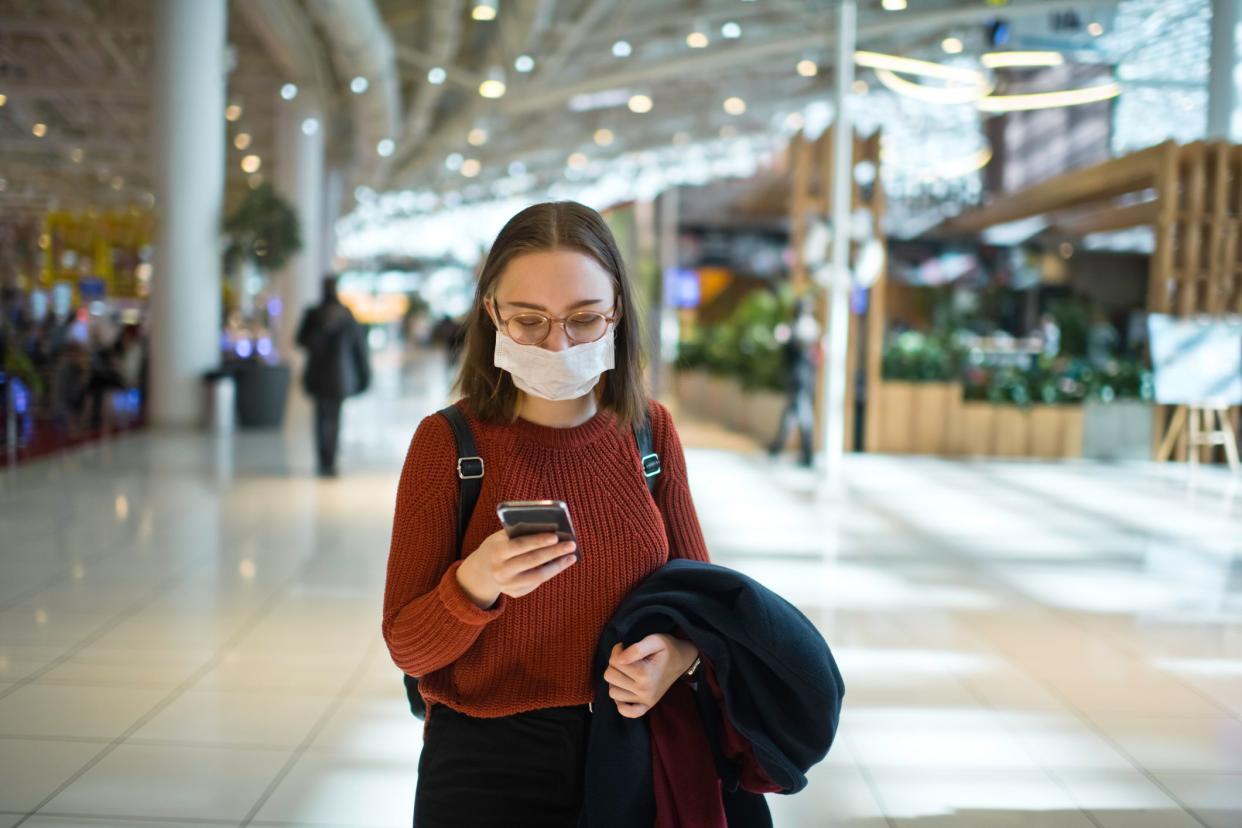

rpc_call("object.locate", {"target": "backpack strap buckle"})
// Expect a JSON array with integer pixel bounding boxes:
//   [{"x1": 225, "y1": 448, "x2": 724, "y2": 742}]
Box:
[
  {"x1": 641, "y1": 452, "x2": 661, "y2": 478},
  {"x1": 457, "y1": 456, "x2": 485, "y2": 480}
]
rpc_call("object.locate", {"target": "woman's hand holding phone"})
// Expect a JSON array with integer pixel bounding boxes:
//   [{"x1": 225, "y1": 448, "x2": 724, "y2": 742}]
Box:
[{"x1": 456, "y1": 529, "x2": 578, "y2": 609}]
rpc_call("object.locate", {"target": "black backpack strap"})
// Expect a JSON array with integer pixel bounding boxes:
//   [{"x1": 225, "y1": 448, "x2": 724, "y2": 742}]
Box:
[
  {"x1": 405, "y1": 405, "x2": 483, "y2": 721},
  {"x1": 437, "y1": 404, "x2": 483, "y2": 551},
  {"x1": 633, "y1": 411, "x2": 660, "y2": 495}
]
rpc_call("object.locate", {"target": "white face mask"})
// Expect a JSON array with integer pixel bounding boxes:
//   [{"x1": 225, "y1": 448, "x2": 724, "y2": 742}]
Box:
[{"x1": 494, "y1": 328, "x2": 616, "y2": 401}]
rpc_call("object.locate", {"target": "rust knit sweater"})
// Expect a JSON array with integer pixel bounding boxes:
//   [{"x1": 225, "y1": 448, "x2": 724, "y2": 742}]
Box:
[{"x1": 382, "y1": 399, "x2": 710, "y2": 718}]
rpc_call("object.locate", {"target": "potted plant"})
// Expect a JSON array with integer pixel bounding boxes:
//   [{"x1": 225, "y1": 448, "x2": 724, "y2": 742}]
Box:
[{"x1": 222, "y1": 183, "x2": 302, "y2": 428}]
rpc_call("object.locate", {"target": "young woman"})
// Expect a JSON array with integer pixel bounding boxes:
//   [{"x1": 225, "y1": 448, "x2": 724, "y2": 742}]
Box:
[{"x1": 382, "y1": 201, "x2": 711, "y2": 826}]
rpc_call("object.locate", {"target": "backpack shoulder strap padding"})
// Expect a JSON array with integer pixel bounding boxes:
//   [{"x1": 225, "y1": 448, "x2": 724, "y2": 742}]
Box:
[{"x1": 436, "y1": 404, "x2": 483, "y2": 554}]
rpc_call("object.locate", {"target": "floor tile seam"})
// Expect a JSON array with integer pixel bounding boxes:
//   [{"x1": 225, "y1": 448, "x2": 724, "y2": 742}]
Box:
[
  {"x1": 12, "y1": 536, "x2": 337, "y2": 828},
  {"x1": 236, "y1": 641, "x2": 386, "y2": 828},
  {"x1": 834, "y1": 505, "x2": 1214, "y2": 827},
  {"x1": 0, "y1": 551, "x2": 221, "y2": 704},
  {"x1": 928, "y1": 459, "x2": 1230, "y2": 556},
  {"x1": 17, "y1": 809, "x2": 239, "y2": 826}
]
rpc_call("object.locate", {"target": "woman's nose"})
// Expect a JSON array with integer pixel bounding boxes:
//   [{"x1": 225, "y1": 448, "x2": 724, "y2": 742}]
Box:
[{"x1": 541, "y1": 323, "x2": 571, "y2": 352}]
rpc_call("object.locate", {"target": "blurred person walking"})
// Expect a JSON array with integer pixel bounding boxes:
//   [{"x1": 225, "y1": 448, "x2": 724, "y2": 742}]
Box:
[
  {"x1": 768, "y1": 297, "x2": 820, "y2": 467},
  {"x1": 296, "y1": 275, "x2": 370, "y2": 477}
]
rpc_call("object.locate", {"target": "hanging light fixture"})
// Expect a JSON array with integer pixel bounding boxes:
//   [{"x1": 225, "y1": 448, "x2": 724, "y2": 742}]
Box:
[
  {"x1": 479, "y1": 66, "x2": 507, "y2": 98},
  {"x1": 981, "y1": 51, "x2": 1064, "y2": 69},
  {"x1": 473, "y1": 0, "x2": 498, "y2": 21},
  {"x1": 977, "y1": 82, "x2": 1121, "y2": 112}
]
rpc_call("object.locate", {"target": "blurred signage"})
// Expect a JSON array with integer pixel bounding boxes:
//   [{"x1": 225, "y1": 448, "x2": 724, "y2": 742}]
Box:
[{"x1": 1148, "y1": 314, "x2": 1242, "y2": 405}]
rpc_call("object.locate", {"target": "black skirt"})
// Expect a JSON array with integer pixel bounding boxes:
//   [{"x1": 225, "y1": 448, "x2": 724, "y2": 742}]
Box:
[{"x1": 413, "y1": 703, "x2": 591, "y2": 828}]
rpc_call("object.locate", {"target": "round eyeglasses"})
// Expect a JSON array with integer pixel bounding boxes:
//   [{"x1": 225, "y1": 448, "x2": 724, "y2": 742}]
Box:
[{"x1": 491, "y1": 304, "x2": 620, "y2": 346}]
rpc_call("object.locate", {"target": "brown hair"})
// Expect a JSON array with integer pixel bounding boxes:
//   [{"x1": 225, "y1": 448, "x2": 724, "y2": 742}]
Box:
[{"x1": 455, "y1": 201, "x2": 648, "y2": 429}]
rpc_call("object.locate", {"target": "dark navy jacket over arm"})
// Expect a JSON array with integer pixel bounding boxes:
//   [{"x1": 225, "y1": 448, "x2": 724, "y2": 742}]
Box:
[{"x1": 581, "y1": 559, "x2": 846, "y2": 827}]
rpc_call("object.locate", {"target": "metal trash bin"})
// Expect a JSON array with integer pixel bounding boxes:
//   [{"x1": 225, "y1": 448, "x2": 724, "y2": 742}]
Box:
[{"x1": 203, "y1": 370, "x2": 235, "y2": 435}]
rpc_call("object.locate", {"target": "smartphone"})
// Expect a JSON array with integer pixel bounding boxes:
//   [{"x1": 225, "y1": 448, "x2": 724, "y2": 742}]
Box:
[{"x1": 496, "y1": 500, "x2": 577, "y2": 546}]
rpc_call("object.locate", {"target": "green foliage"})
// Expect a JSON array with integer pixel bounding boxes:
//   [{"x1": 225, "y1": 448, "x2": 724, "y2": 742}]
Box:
[
  {"x1": 881, "y1": 331, "x2": 964, "y2": 382},
  {"x1": 3, "y1": 342, "x2": 43, "y2": 398},
  {"x1": 962, "y1": 356, "x2": 1153, "y2": 408},
  {"x1": 223, "y1": 183, "x2": 302, "y2": 274},
  {"x1": 674, "y1": 286, "x2": 793, "y2": 392}
]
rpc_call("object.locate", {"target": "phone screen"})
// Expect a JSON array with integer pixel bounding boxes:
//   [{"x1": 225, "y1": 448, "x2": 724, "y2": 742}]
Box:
[{"x1": 496, "y1": 500, "x2": 577, "y2": 545}]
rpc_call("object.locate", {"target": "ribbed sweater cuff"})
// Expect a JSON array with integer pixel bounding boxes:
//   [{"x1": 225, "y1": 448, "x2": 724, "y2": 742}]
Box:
[{"x1": 438, "y1": 560, "x2": 507, "y2": 624}]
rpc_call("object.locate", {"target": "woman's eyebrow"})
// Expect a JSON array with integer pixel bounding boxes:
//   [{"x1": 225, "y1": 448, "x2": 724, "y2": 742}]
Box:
[{"x1": 501, "y1": 299, "x2": 607, "y2": 311}]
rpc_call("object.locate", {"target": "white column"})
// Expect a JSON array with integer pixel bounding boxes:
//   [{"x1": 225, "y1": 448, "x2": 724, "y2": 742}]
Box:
[
  {"x1": 149, "y1": 0, "x2": 227, "y2": 427},
  {"x1": 275, "y1": 100, "x2": 325, "y2": 360},
  {"x1": 1208, "y1": 0, "x2": 1242, "y2": 140},
  {"x1": 321, "y1": 165, "x2": 345, "y2": 274},
  {"x1": 821, "y1": 0, "x2": 856, "y2": 482}
]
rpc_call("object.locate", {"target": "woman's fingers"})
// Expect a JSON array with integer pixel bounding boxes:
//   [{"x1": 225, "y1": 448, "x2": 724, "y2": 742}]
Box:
[
  {"x1": 503, "y1": 553, "x2": 576, "y2": 594},
  {"x1": 604, "y1": 665, "x2": 642, "y2": 692},
  {"x1": 607, "y1": 684, "x2": 642, "y2": 703},
  {"x1": 504, "y1": 540, "x2": 576, "y2": 579},
  {"x1": 497, "y1": 532, "x2": 562, "y2": 560}
]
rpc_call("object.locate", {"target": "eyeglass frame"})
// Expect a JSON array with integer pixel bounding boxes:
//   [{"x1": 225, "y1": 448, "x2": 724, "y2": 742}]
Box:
[{"x1": 485, "y1": 297, "x2": 622, "y2": 346}]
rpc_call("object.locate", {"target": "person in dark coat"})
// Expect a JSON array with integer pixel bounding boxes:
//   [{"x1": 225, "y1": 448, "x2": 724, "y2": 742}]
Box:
[
  {"x1": 583, "y1": 558, "x2": 845, "y2": 827},
  {"x1": 768, "y1": 297, "x2": 821, "y2": 468},
  {"x1": 296, "y1": 275, "x2": 371, "y2": 477}
]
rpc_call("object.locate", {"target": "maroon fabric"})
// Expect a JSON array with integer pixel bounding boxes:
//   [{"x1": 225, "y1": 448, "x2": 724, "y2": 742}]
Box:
[
  {"x1": 649, "y1": 680, "x2": 727, "y2": 828},
  {"x1": 703, "y1": 667, "x2": 783, "y2": 795}
]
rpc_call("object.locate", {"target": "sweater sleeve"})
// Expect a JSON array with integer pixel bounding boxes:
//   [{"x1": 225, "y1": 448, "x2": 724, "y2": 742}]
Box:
[
  {"x1": 382, "y1": 412, "x2": 507, "y2": 677},
  {"x1": 650, "y1": 401, "x2": 711, "y2": 562}
]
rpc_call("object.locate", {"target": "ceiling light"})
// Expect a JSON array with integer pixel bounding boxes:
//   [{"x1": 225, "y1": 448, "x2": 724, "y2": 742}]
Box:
[
  {"x1": 797, "y1": 59, "x2": 818, "y2": 77},
  {"x1": 234, "y1": 133, "x2": 251, "y2": 150},
  {"x1": 428, "y1": 67, "x2": 447, "y2": 85},
  {"x1": 594, "y1": 128, "x2": 614, "y2": 146},
  {"x1": 479, "y1": 68, "x2": 507, "y2": 98},
  {"x1": 981, "y1": 51, "x2": 1064, "y2": 69},
  {"x1": 302, "y1": 117, "x2": 319, "y2": 136},
  {"x1": 241, "y1": 154, "x2": 261, "y2": 173},
  {"x1": 882, "y1": 0, "x2": 907, "y2": 9},
  {"x1": 875, "y1": 68, "x2": 992, "y2": 104},
  {"x1": 1088, "y1": 22, "x2": 1104, "y2": 37},
  {"x1": 852, "y1": 79, "x2": 869, "y2": 95},
  {"x1": 351, "y1": 76, "x2": 369, "y2": 94},
  {"x1": 855, "y1": 51, "x2": 985, "y2": 83},
  {"x1": 784, "y1": 112, "x2": 805, "y2": 130},
  {"x1": 472, "y1": 1, "x2": 497, "y2": 21},
  {"x1": 942, "y1": 37, "x2": 964, "y2": 54},
  {"x1": 280, "y1": 83, "x2": 298, "y2": 100},
  {"x1": 225, "y1": 103, "x2": 242, "y2": 121},
  {"x1": 687, "y1": 31, "x2": 709, "y2": 49},
  {"x1": 377, "y1": 138, "x2": 395, "y2": 157},
  {"x1": 446, "y1": 153, "x2": 464, "y2": 171},
  {"x1": 461, "y1": 159, "x2": 481, "y2": 177},
  {"x1": 515, "y1": 55, "x2": 535, "y2": 73},
  {"x1": 70, "y1": 148, "x2": 84, "y2": 163},
  {"x1": 721, "y1": 22, "x2": 741, "y2": 39},
  {"x1": 977, "y1": 82, "x2": 1121, "y2": 112},
  {"x1": 628, "y1": 94, "x2": 653, "y2": 113},
  {"x1": 568, "y1": 152, "x2": 588, "y2": 169},
  {"x1": 613, "y1": 40, "x2": 632, "y2": 58},
  {"x1": 32, "y1": 123, "x2": 47, "y2": 137},
  {"x1": 468, "y1": 128, "x2": 488, "y2": 146},
  {"x1": 0, "y1": 93, "x2": 7, "y2": 107},
  {"x1": 724, "y1": 97, "x2": 746, "y2": 115}
]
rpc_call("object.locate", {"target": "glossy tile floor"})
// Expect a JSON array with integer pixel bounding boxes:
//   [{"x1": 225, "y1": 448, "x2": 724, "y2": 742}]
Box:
[{"x1": 1, "y1": 349, "x2": 1240, "y2": 827}]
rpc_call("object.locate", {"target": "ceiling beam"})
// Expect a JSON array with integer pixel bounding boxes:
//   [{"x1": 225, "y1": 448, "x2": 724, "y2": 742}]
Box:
[{"x1": 0, "y1": 16, "x2": 148, "y2": 36}]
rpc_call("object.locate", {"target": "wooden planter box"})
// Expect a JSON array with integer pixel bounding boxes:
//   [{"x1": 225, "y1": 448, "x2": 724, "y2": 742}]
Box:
[
  {"x1": 958, "y1": 402, "x2": 1083, "y2": 459},
  {"x1": 872, "y1": 381, "x2": 963, "y2": 455},
  {"x1": 742, "y1": 388, "x2": 786, "y2": 445}
]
